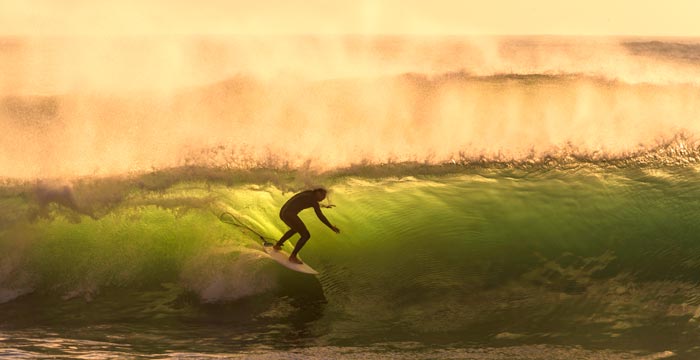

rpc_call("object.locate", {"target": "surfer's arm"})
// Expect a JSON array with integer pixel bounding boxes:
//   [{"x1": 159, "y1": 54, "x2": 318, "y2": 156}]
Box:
[{"x1": 313, "y1": 204, "x2": 334, "y2": 229}]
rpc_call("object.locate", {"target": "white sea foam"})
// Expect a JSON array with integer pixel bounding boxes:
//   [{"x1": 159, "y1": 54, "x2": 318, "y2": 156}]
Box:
[{"x1": 180, "y1": 247, "x2": 277, "y2": 303}]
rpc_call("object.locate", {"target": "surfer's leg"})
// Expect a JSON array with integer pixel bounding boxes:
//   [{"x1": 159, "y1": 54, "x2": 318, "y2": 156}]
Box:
[
  {"x1": 274, "y1": 213, "x2": 298, "y2": 250},
  {"x1": 289, "y1": 220, "x2": 310, "y2": 262},
  {"x1": 274, "y1": 229, "x2": 297, "y2": 250}
]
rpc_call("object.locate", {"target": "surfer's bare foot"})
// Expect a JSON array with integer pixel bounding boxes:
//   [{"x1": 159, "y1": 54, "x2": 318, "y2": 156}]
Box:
[
  {"x1": 289, "y1": 256, "x2": 303, "y2": 264},
  {"x1": 273, "y1": 244, "x2": 282, "y2": 251}
]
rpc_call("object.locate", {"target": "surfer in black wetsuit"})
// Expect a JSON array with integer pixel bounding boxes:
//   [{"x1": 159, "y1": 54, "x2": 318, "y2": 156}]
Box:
[{"x1": 273, "y1": 188, "x2": 340, "y2": 264}]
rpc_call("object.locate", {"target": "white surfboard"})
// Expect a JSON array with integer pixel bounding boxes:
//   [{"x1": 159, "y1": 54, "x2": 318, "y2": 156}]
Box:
[{"x1": 262, "y1": 243, "x2": 319, "y2": 275}]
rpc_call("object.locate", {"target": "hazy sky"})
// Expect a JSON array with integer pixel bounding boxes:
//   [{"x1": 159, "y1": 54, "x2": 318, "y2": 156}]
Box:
[{"x1": 1, "y1": 0, "x2": 699, "y2": 37}]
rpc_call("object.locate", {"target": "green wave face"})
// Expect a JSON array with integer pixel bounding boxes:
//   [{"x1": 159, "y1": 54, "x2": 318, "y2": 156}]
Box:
[{"x1": 2, "y1": 166, "x2": 700, "y2": 354}]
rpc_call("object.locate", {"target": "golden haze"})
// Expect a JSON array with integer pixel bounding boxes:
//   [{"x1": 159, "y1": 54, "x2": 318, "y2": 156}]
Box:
[
  {"x1": 1, "y1": 36, "x2": 700, "y2": 179},
  {"x1": 1, "y1": 1, "x2": 700, "y2": 179},
  {"x1": 1, "y1": 0, "x2": 700, "y2": 36}
]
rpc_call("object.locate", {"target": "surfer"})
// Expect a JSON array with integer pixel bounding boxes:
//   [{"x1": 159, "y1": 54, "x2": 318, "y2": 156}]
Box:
[{"x1": 273, "y1": 188, "x2": 340, "y2": 264}]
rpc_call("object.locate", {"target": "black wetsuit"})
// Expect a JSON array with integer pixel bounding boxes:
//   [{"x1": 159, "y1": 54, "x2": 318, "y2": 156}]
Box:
[{"x1": 275, "y1": 190, "x2": 333, "y2": 256}]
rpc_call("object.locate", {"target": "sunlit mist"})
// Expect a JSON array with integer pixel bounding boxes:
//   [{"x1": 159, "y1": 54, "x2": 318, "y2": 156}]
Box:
[
  {"x1": 2, "y1": 1, "x2": 700, "y2": 36},
  {"x1": 1, "y1": 2, "x2": 700, "y2": 179}
]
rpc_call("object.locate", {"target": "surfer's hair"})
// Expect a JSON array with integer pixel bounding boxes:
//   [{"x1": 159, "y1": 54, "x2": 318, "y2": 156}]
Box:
[{"x1": 312, "y1": 188, "x2": 327, "y2": 195}]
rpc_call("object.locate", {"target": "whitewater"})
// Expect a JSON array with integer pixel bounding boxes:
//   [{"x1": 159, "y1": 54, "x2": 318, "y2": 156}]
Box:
[{"x1": 1, "y1": 36, "x2": 700, "y2": 358}]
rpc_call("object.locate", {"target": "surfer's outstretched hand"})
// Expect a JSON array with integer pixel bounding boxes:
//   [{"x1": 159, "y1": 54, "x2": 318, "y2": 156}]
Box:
[
  {"x1": 323, "y1": 204, "x2": 336, "y2": 208},
  {"x1": 331, "y1": 225, "x2": 340, "y2": 234}
]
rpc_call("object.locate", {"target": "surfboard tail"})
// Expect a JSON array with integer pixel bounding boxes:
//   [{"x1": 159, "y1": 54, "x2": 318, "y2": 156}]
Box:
[{"x1": 262, "y1": 244, "x2": 319, "y2": 275}]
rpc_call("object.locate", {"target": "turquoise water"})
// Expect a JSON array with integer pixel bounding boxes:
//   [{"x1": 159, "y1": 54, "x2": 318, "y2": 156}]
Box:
[{"x1": 0, "y1": 164, "x2": 698, "y2": 358}]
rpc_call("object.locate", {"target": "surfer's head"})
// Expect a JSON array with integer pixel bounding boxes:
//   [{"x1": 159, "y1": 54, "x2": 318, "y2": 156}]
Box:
[{"x1": 312, "y1": 188, "x2": 327, "y2": 201}]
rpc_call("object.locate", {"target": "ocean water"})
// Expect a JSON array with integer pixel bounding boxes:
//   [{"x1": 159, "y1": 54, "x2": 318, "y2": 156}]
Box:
[{"x1": 1, "y1": 36, "x2": 700, "y2": 359}]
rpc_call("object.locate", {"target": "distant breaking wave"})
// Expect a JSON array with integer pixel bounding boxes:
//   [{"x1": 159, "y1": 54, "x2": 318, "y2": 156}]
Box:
[
  {"x1": 1, "y1": 37, "x2": 700, "y2": 180},
  {"x1": 2, "y1": 70, "x2": 700, "y2": 179},
  {"x1": 623, "y1": 40, "x2": 700, "y2": 64}
]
